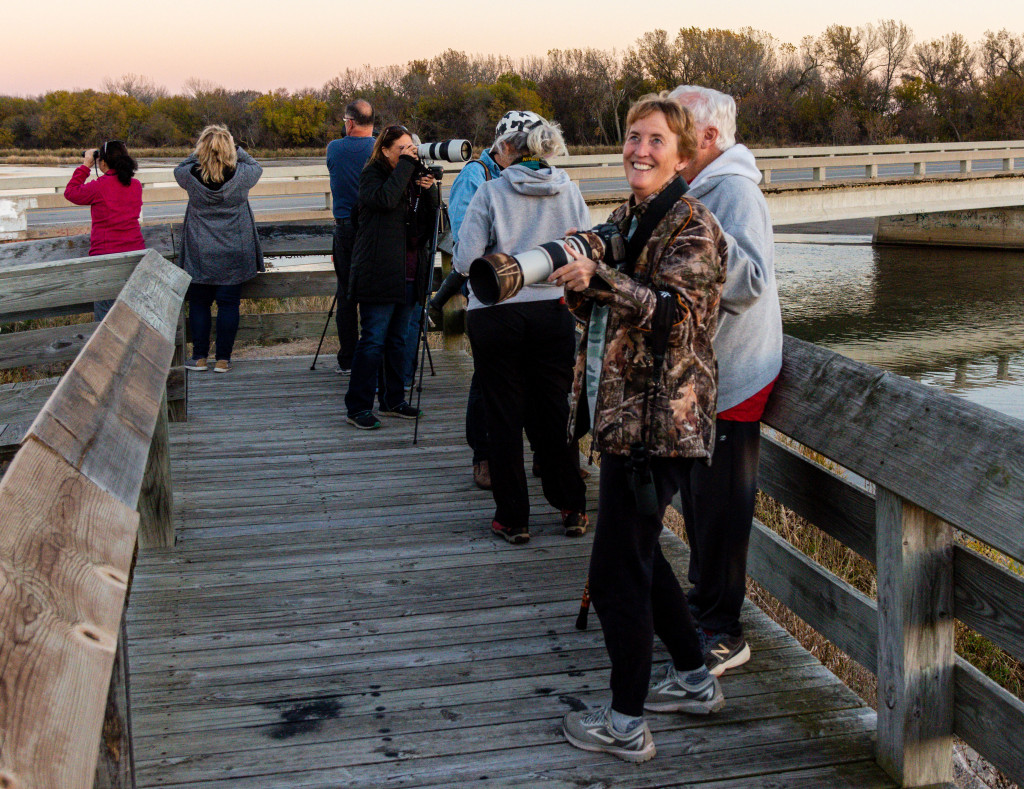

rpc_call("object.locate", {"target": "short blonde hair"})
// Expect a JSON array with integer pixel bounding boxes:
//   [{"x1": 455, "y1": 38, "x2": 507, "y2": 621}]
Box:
[
  {"x1": 195, "y1": 125, "x2": 237, "y2": 184},
  {"x1": 625, "y1": 93, "x2": 698, "y2": 162}
]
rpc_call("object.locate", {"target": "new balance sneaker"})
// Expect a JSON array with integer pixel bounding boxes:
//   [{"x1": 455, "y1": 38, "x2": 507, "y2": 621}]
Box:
[
  {"x1": 561, "y1": 510, "x2": 589, "y2": 537},
  {"x1": 380, "y1": 402, "x2": 421, "y2": 420},
  {"x1": 491, "y1": 520, "x2": 529, "y2": 545},
  {"x1": 562, "y1": 706, "x2": 656, "y2": 763},
  {"x1": 703, "y1": 632, "x2": 751, "y2": 676},
  {"x1": 185, "y1": 357, "x2": 208, "y2": 371},
  {"x1": 213, "y1": 360, "x2": 232, "y2": 373},
  {"x1": 645, "y1": 663, "x2": 725, "y2": 714},
  {"x1": 346, "y1": 411, "x2": 381, "y2": 430}
]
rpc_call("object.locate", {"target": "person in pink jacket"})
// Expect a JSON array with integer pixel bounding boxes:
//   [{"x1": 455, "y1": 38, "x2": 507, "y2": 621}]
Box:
[{"x1": 64, "y1": 140, "x2": 145, "y2": 320}]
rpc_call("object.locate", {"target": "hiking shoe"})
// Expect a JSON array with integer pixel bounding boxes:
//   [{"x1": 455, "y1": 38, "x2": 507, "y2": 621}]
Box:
[
  {"x1": 346, "y1": 411, "x2": 381, "y2": 430},
  {"x1": 380, "y1": 402, "x2": 421, "y2": 420},
  {"x1": 492, "y1": 520, "x2": 529, "y2": 545},
  {"x1": 562, "y1": 706, "x2": 656, "y2": 764},
  {"x1": 561, "y1": 510, "x2": 589, "y2": 537},
  {"x1": 185, "y1": 357, "x2": 208, "y2": 371},
  {"x1": 704, "y1": 632, "x2": 751, "y2": 677},
  {"x1": 336, "y1": 366, "x2": 351, "y2": 375},
  {"x1": 213, "y1": 360, "x2": 232, "y2": 373},
  {"x1": 645, "y1": 663, "x2": 725, "y2": 714},
  {"x1": 473, "y1": 460, "x2": 492, "y2": 490}
]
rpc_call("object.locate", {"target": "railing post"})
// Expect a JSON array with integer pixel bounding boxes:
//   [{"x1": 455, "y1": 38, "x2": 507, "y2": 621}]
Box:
[
  {"x1": 439, "y1": 252, "x2": 469, "y2": 352},
  {"x1": 167, "y1": 306, "x2": 187, "y2": 422},
  {"x1": 914, "y1": 161, "x2": 926, "y2": 176},
  {"x1": 95, "y1": 612, "x2": 137, "y2": 789},
  {"x1": 813, "y1": 166, "x2": 825, "y2": 182},
  {"x1": 866, "y1": 163, "x2": 878, "y2": 178},
  {"x1": 138, "y1": 390, "x2": 174, "y2": 549},
  {"x1": 876, "y1": 486, "x2": 954, "y2": 787},
  {"x1": 761, "y1": 168, "x2": 772, "y2": 185},
  {"x1": 1003, "y1": 157, "x2": 1013, "y2": 172},
  {"x1": 960, "y1": 159, "x2": 972, "y2": 174}
]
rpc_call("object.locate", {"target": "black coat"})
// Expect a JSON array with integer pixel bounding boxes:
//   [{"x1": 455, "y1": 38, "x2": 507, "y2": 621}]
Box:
[{"x1": 349, "y1": 156, "x2": 440, "y2": 304}]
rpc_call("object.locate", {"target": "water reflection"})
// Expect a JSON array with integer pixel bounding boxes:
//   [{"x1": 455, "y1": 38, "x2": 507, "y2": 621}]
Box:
[{"x1": 776, "y1": 241, "x2": 1024, "y2": 421}]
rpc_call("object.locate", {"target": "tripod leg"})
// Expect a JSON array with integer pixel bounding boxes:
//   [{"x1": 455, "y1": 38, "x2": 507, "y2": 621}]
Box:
[{"x1": 311, "y1": 295, "x2": 338, "y2": 371}]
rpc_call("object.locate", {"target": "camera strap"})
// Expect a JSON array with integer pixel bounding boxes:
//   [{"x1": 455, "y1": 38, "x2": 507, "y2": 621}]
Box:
[{"x1": 622, "y1": 176, "x2": 688, "y2": 280}]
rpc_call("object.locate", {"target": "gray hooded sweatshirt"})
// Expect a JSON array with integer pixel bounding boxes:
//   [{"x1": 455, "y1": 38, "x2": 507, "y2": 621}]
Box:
[
  {"x1": 686, "y1": 144, "x2": 783, "y2": 412},
  {"x1": 453, "y1": 163, "x2": 591, "y2": 310}
]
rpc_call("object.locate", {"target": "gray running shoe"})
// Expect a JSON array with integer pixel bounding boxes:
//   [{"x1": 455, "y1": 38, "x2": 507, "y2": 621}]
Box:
[
  {"x1": 644, "y1": 663, "x2": 725, "y2": 714},
  {"x1": 704, "y1": 633, "x2": 751, "y2": 677},
  {"x1": 562, "y1": 706, "x2": 656, "y2": 763}
]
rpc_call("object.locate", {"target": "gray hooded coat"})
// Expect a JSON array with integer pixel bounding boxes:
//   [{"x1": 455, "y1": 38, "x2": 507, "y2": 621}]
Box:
[
  {"x1": 685, "y1": 144, "x2": 782, "y2": 411},
  {"x1": 174, "y1": 148, "x2": 264, "y2": 285},
  {"x1": 453, "y1": 163, "x2": 590, "y2": 310}
]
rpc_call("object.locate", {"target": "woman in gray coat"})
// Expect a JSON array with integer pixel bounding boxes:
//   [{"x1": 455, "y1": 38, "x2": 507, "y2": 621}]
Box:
[{"x1": 175, "y1": 125, "x2": 263, "y2": 373}]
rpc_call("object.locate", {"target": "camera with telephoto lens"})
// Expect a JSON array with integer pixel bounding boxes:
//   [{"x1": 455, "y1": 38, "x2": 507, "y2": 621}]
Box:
[
  {"x1": 413, "y1": 139, "x2": 472, "y2": 183},
  {"x1": 468, "y1": 222, "x2": 626, "y2": 306}
]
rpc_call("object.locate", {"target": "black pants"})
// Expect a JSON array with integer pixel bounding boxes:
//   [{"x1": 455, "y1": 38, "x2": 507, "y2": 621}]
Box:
[
  {"x1": 466, "y1": 300, "x2": 585, "y2": 529},
  {"x1": 332, "y1": 220, "x2": 359, "y2": 369},
  {"x1": 590, "y1": 454, "x2": 706, "y2": 717},
  {"x1": 466, "y1": 371, "x2": 490, "y2": 464},
  {"x1": 677, "y1": 419, "x2": 761, "y2": 637}
]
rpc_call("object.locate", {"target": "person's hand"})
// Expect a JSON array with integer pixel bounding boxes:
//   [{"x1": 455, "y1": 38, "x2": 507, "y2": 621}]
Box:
[
  {"x1": 549, "y1": 243, "x2": 597, "y2": 291},
  {"x1": 415, "y1": 174, "x2": 436, "y2": 189},
  {"x1": 83, "y1": 149, "x2": 96, "y2": 168}
]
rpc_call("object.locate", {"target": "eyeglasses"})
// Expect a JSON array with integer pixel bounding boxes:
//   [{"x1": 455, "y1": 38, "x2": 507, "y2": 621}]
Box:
[{"x1": 343, "y1": 117, "x2": 355, "y2": 123}]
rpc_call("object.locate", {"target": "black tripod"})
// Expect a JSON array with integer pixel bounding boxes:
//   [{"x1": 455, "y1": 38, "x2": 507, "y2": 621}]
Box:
[
  {"x1": 411, "y1": 196, "x2": 445, "y2": 444},
  {"x1": 310, "y1": 293, "x2": 337, "y2": 371}
]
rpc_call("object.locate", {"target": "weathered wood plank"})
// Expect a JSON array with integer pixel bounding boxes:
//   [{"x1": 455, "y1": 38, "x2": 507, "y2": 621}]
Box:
[
  {"x1": 954, "y1": 656, "x2": 1024, "y2": 787},
  {"x1": 138, "y1": 391, "x2": 173, "y2": 549},
  {"x1": 256, "y1": 222, "x2": 333, "y2": 256},
  {"x1": 0, "y1": 439, "x2": 138, "y2": 789},
  {"x1": 94, "y1": 614, "x2": 136, "y2": 789},
  {"x1": 0, "y1": 226, "x2": 174, "y2": 268},
  {"x1": 0, "y1": 376, "x2": 60, "y2": 422},
  {"x1": 0, "y1": 321, "x2": 97, "y2": 370},
  {"x1": 238, "y1": 269, "x2": 335, "y2": 300},
  {"x1": 954, "y1": 545, "x2": 1024, "y2": 664},
  {"x1": 763, "y1": 335, "x2": 1024, "y2": 563},
  {"x1": 747, "y1": 519, "x2": 878, "y2": 672},
  {"x1": 875, "y1": 487, "x2": 954, "y2": 787},
  {"x1": 0, "y1": 251, "x2": 147, "y2": 322},
  {"x1": 230, "y1": 311, "x2": 336, "y2": 345},
  {"x1": 116, "y1": 250, "x2": 190, "y2": 343},
  {"x1": 25, "y1": 303, "x2": 173, "y2": 506}
]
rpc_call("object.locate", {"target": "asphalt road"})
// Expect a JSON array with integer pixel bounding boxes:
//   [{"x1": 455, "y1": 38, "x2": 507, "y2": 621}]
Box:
[{"x1": 26, "y1": 159, "x2": 1009, "y2": 228}]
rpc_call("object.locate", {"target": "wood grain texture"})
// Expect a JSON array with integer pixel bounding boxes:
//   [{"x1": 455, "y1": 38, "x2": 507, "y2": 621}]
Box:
[
  {"x1": 0, "y1": 251, "x2": 147, "y2": 322},
  {"x1": 0, "y1": 322, "x2": 97, "y2": 371},
  {"x1": 954, "y1": 657, "x2": 1024, "y2": 787},
  {"x1": 256, "y1": 222, "x2": 333, "y2": 256},
  {"x1": 25, "y1": 303, "x2": 173, "y2": 506},
  {"x1": 0, "y1": 226, "x2": 175, "y2": 268},
  {"x1": 94, "y1": 614, "x2": 135, "y2": 789},
  {"x1": 954, "y1": 546, "x2": 1024, "y2": 664},
  {"x1": 116, "y1": 250, "x2": 190, "y2": 343},
  {"x1": 875, "y1": 487, "x2": 954, "y2": 787},
  {"x1": 0, "y1": 439, "x2": 138, "y2": 789},
  {"x1": 0, "y1": 378, "x2": 60, "y2": 423},
  {"x1": 763, "y1": 335, "x2": 1024, "y2": 563},
  {"x1": 238, "y1": 269, "x2": 335, "y2": 300},
  {"x1": 138, "y1": 392, "x2": 173, "y2": 549}
]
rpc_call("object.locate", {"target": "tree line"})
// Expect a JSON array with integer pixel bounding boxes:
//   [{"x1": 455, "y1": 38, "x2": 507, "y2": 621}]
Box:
[{"x1": 3, "y1": 22, "x2": 1023, "y2": 151}]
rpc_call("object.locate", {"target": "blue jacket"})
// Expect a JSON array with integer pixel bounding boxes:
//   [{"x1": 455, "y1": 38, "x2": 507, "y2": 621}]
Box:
[{"x1": 448, "y1": 148, "x2": 502, "y2": 248}]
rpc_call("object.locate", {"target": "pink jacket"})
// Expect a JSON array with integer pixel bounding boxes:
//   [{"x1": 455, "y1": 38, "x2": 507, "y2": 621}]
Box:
[{"x1": 64, "y1": 165, "x2": 145, "y2": 256}]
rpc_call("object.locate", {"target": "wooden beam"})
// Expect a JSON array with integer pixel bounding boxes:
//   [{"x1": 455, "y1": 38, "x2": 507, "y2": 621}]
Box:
[
  {"x1": 0, "y1": 225, "x2": 174, "y2": 269},
  {"x1": 763, "y1": 336, "x2": 1024, "y2": 564},
  {"x1": 0, "y1": 377, "x2": 60, "y2": 423},
  {"x1": 875, "y1": 487, "x2": 954, "y2": 787},
  {"x1": 94, "y1": 613, "x2": 136, "y2": 789},
  {"x1": 0, "y1": 322, "x2": 97, "y2": 371},
  {"x1": 0, "y1": 439, "x2": 138, "y2": 789},
  {"x1": 138, "y1": 392, "x2": 174, "y2": 549},
  {"x1": 116, "y1": 249, "x2": 191, "y2": 343},
  {"x1": 955, "y1": 657, "x2": 1024, "y2": 787}
]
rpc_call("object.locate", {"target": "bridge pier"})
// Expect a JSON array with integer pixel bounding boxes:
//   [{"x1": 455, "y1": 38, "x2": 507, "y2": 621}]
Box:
[{"x1": 873, "y1": 207, "x2": 1024, "y2": 249}]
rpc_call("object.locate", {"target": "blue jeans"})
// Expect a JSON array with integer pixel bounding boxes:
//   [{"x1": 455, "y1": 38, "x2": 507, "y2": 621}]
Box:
[
  {"x1": 188, "y1": 283, "x2": 242, "y2": 361},
  {"x1": 345, "y1": 283, "x2": 418, "y2": 416}
]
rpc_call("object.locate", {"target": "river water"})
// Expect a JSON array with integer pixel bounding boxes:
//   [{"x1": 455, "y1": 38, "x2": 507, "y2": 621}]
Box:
[{"x1": 776, "y1": 237, "x2": 1024, "y2": 422}]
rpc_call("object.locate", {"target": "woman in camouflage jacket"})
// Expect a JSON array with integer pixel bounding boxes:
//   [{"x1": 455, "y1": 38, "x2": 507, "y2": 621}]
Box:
[{"x1": 552, "y1": 94, "x2": 729, "y2": 764}]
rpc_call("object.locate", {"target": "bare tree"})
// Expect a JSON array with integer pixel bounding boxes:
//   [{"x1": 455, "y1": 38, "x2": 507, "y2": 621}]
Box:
[{"x1": 103, "y1": 73, "x2": 167, "y2": 105}]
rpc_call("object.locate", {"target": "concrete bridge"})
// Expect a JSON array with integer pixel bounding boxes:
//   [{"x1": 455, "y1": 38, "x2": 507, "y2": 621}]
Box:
[{"x1": 2, "y1": 140, "x2": 1024, "y2": 247}]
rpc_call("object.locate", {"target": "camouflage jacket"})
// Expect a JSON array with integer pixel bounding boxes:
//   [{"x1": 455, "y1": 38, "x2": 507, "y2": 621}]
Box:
[{"x1": 567, "y1": 185, "x2": 728, "y2": 459}]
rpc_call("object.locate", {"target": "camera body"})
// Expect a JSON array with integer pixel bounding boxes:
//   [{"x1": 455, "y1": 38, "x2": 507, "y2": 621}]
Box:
[
  {"x1": 413, "y1": 159, "x2": 445, "y2": 182},
  {"x1": 469, "y1": 223, "x2": 627, "y2": 306}
]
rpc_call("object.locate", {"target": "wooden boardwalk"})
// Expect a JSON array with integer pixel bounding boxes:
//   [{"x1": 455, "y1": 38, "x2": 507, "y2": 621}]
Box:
[{"x1": 127, "y1": 352, "x2": 895, "y2": 788}]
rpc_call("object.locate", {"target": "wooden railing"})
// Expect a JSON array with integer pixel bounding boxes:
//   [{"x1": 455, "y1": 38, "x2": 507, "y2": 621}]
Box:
[
  {"x1": 706, "y1": 336, "x2": 1024, "y2": 787},
  {"x1": 0, "y1": 250, "x2": 189, "y2": 788}
]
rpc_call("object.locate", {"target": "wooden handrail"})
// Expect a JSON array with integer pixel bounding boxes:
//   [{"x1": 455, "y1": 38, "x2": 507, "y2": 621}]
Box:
[{"x1": 0, "y1": 250, "x2": 189, "y2": 789}]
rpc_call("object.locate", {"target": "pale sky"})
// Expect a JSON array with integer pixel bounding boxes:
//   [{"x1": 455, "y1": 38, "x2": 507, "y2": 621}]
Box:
[{"x1": 3, "y1": 0, "x2": 1021, "y2": 96}]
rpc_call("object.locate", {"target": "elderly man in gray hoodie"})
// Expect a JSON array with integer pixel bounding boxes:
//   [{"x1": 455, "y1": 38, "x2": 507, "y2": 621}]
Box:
[{"x1": 668, "y1": 85, "x2": 783, "y2": 676}]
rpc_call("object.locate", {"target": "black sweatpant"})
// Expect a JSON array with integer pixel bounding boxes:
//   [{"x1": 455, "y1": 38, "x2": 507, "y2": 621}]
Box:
[
  {"x1": 466, "y1": 300, "x2": 586, "y2": 530},
  {"x1": 676, "y1": 419, "x2": 761, "y2": 637},
  {"x1": 332, "y1": 219, "x2": 359, "y2": 369},
  {"x1": 590, "y1": 454, "x2": 706, "y2": 717}
]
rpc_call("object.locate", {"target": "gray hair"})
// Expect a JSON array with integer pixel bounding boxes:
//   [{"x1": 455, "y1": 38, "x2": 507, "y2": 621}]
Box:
[
  {"x1": 492, "y1": 118, "x2": 567, "y2": 160},
  {"x1": 668, "y1": 85, "x2": 736, "y2": 151}
]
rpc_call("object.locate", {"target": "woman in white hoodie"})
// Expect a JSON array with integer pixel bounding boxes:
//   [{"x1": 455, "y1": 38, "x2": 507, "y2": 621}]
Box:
[{"x1": 453, "y1": 116, "x2": 589, "y2": 545}]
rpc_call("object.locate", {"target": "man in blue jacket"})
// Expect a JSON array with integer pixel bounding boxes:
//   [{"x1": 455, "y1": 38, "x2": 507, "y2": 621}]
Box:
[
  {"x1": 446, "y1": 110, "x2": 542, "y2": 490},
  {"x1": 669, "y1": 85, "x2": 783, "y2": 677},
  {"x1": 326, "y1": 99, "x2": 375, "y2": 373}
]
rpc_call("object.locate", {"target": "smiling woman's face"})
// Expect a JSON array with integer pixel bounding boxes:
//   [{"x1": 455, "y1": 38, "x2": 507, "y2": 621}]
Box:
[{"x1": 622, "y1": 111, "x2": 688, "y2": 202}]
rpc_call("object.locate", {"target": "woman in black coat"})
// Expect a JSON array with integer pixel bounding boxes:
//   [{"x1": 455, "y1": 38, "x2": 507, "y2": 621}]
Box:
[{"x1": 344, "y1": 125, "x2": 439, "y2": 429}]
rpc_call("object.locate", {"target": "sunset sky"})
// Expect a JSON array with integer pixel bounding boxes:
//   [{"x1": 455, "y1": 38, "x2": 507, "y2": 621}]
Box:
[{"x1": 3, "y1": 0, "x2": 1022, "y2": 96}]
